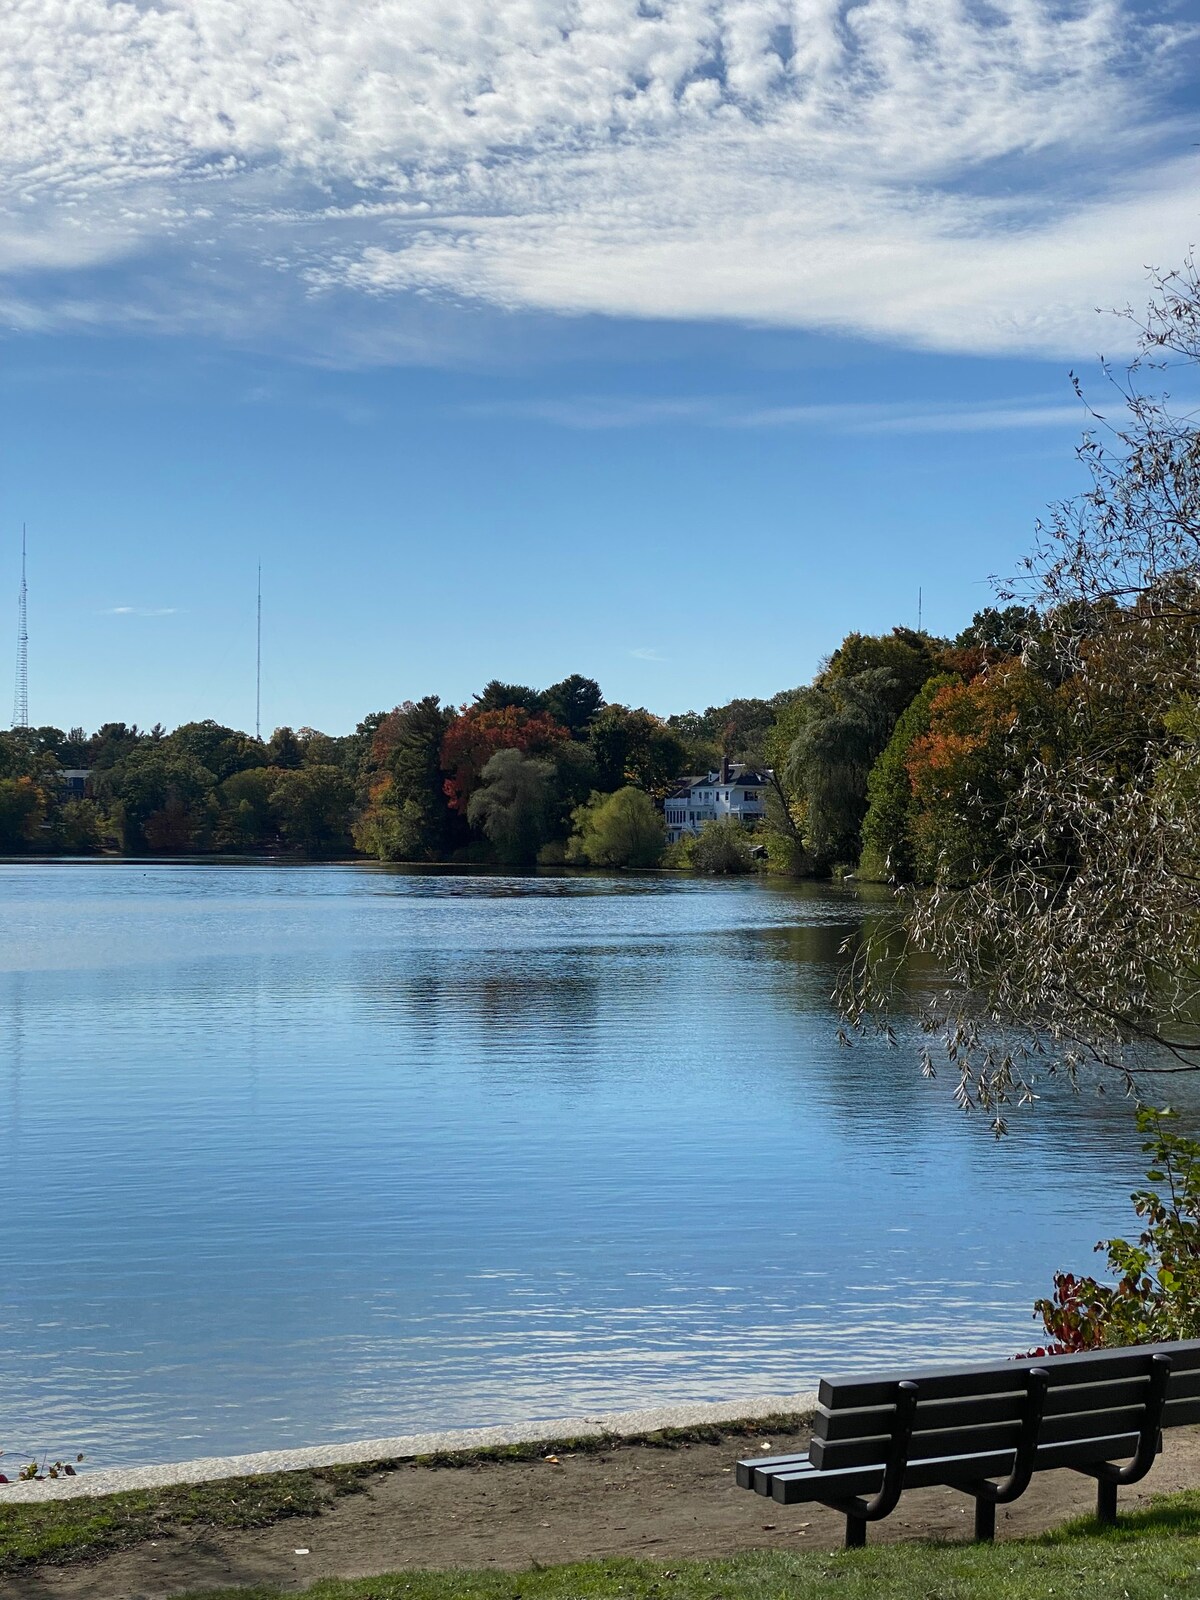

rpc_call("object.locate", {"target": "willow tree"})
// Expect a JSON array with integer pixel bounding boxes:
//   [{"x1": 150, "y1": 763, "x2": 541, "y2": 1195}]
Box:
[{"x1": 841, "y1": 261, "x2": 1200, "y2": 1126}]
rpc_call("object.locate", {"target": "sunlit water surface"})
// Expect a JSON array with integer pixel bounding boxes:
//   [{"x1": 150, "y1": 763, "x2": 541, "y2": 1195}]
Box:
[{"x1": 0, "y1": 862, "x2": 1183, "y2": 1468}]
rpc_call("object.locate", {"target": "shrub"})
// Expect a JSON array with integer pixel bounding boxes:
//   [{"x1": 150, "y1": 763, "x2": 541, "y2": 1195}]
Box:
[
  {"x1": 688, "y1": 817, "x2": 757, "y2": 875},
  {"x1": 1035, "y1": 1107, "x2": 1200, "y2": 1351},
  {"x1": 566, "y1": 787, "x2": 664, "y2": 868}
]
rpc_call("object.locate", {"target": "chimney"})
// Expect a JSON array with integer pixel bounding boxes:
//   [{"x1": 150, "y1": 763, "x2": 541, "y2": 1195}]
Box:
[{"x1": 720, "y1": 754, "x2": 730, "y2": 785}]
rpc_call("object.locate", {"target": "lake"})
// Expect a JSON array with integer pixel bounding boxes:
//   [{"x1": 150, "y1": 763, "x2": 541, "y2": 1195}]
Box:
[{"x1": 0, "y1": 862, "x2": 1174, "y2": 1469}]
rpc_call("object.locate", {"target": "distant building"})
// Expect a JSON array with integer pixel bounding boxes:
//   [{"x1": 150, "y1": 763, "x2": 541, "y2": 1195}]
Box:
[
  {"x1": 56, "y1": 769, "x2": 92, "y2": 800},
  {"x1": 664, "y1": 758, "x2": 772, "y2": 844}
]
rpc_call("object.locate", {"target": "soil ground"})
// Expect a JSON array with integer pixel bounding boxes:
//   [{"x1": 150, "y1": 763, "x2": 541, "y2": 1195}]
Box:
[{"x1": 7, "y1": 1422, "x2": 1200, "y2": 1600}]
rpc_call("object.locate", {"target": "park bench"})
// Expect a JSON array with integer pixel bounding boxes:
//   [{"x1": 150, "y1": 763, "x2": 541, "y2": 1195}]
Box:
[{"x1": 737, "y1": 1338, "x2": 1200, "y2": 1546}]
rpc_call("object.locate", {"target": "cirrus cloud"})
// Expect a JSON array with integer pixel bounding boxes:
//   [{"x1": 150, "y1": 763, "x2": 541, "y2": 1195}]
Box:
[{"x1": 0, "y1": 0, "x2": 1196, "y2": 356}]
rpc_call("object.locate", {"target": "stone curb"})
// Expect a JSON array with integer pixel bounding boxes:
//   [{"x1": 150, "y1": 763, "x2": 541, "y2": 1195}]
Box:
[{"x1": 1, "y1": 1391, "x2": 818, "y2": 1505}]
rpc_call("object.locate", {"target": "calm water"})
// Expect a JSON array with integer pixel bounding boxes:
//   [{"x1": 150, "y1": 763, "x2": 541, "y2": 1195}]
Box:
[{"x1": 0, "y1": 862, "x2": 1176, "y2": 1468}]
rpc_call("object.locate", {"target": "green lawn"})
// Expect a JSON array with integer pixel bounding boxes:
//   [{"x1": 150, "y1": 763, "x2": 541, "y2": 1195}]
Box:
[{"x1": 170, "y1": 1493, "x2": 1200, "y2": 1600}]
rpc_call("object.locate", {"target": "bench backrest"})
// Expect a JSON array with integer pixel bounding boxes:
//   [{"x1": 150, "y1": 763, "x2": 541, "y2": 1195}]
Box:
[{"x1": 808, "y1": 1339, "x2": 1200, "y2": 1473}]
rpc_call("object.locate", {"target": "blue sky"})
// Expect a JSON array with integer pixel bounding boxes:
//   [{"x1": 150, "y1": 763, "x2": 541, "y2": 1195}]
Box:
[{"x1": 1, "y1": 0, "x2": 1198, "y2": 736}]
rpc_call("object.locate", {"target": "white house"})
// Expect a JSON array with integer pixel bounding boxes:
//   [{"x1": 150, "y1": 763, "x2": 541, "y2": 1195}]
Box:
[{"x1": 664, "y1": 759, "x2": 772, "y2": 844}]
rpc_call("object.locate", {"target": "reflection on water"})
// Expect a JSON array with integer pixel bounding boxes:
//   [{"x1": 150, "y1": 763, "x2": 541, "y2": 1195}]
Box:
[{"x1": 0, "y1": 863, "x2": 1188, "y2": 1468}]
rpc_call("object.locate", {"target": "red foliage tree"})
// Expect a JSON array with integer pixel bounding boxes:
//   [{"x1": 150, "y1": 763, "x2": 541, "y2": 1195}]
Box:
[{"x1": 440, "y1": 707, "x2": 568, "y2": 812}]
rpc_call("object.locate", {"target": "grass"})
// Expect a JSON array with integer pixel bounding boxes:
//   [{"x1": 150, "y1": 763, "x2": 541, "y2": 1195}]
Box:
[
  {"x1": 0, "y1": 1415, "x2": 808, "y2": 1578},
  {"x1": 169, "y1": 1493, "x2": 1200, "y2": 1600},
  {"x1": 0, "y1": 1462, "x2": 378, "y2": 1576}
]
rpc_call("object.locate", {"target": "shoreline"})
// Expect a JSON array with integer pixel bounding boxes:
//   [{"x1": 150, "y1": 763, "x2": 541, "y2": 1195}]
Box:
[{"x1": 0, "y1": 1390, "x2": 817, "y2": 1505}]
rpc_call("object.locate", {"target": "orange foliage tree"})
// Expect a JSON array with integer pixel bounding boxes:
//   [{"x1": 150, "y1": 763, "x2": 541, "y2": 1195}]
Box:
[{"x1": 904, "y1": 662, "x2": 1063, "y2": 884}]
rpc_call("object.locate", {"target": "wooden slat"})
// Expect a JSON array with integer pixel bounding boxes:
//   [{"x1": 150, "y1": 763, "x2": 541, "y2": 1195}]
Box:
[
  {"x1": 817, "y1": 1340, "x2": 1200, "y2": 1411},
  {"x1": 809, "y1": 1404, "x2": 1163, "y2": 1472},
  {"x1": 735, "y1": 1453, "x2": 808, "y2": 1491},
  {"x1": 812, "y1": 1380, "x2": 1147, "y2": 1447},
  {"x1": 813, "y1": 1370, "x2": 1200, "y2": 1446},
  {"x1": 768, "y1": 1432, "x2": 1145, "y2": 1506}
]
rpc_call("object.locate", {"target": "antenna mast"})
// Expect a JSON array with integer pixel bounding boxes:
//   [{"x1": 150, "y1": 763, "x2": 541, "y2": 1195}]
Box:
[
  {"x1": 917, "y1": 585, "x2": 923, "y2": 634},
  {"x1": 12, "y1": 525, "x2": 28, "y2": 729},
  {"x1": 255, "y1": 562, "x2": 262, "y2": 742}
]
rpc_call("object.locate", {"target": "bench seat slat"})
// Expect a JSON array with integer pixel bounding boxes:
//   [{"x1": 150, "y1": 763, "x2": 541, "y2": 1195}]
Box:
[
  {"x1": 818, "y1": 1340, "x2": 1200, "y2": 1410},
  {"x1": 735, "y1": 1454, "x2": 808, "y2": 1491},
  {"x1": 766, "y1": 1431, "x2": 1146, "y2": 1505}
]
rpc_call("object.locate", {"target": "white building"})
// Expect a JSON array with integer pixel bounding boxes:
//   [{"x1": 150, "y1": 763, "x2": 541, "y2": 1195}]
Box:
[{"x1": 664, "y1": 759, "x2": 772, "y2": 844}]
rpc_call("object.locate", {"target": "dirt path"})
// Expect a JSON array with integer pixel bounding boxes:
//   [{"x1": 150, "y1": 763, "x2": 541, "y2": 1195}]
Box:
[{"x1": 8, "y1": 1423, "x2": 1200, "y2": 1600}]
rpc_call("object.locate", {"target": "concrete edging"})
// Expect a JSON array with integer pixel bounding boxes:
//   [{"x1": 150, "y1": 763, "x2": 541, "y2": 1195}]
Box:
[{"x1": 1, "y1": 1391, "x2": 818, "y2": 1505}]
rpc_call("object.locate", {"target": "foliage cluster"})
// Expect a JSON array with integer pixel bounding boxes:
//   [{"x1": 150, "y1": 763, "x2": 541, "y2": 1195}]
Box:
[
  {"x1": 1035, "y1": 1108, "x2": 1200, "y2": 1351},
  {"x1": 837, "y1": 258, "x2": 1200, "y2": 1127},
  {"x1": 3, "y1": 612, "x2": 1034, "y2": 873}
]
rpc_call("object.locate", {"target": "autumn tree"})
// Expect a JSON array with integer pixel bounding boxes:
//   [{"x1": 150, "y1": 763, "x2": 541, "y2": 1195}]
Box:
[
  {"x1": 357, "y1": 697, "x2": 458, "y2": 861},
  {"x1": 841, "y1": 259, "x2": 1200, "y2": 1119},
  {"x1": 858, "y1": 675, "x2": 957, "y2": 882},
  {"x1": 441, "y1": 706, "x2": 568, "y2": 812}
]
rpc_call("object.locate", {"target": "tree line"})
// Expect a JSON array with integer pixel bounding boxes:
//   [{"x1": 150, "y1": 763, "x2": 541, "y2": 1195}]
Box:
[{"x1": 0, "y1": 610, "x2": 1042, "y2": 873}]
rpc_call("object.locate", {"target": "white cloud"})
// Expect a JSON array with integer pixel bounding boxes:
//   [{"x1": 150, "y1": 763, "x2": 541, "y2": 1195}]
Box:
[
  {"x1": 463, "y1": 394, "x2": 1100, "y2": 431},
  {"x1": 630, "y1": 646, "x2": 668, "y2": 661},
  {"x1": 104, "y1": 605, "x2": 178, "y2": 616},
  {"x1": 0, "y1": 0, "x2": 1195, "y2": 355}
]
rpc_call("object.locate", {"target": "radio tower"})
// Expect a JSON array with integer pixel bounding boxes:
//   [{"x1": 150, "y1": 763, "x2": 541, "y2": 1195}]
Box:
[
  {"x1": 255, "y1": 562, "x2": 262, "y2": 741},
  {"x1": 12, "y1": 525, "x2": 28, "y2": 729}
]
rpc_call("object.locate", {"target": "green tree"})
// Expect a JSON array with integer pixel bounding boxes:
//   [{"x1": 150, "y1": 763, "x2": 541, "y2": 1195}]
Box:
[
  {"x1": 266, "y1": 726, "x2": 304, "y2": 770},
  {"x1": 550, "y1": 740, "x2": 601, "y2": 834},
  {"x1": 217, "y1": 767, "x2": 277, "y2": 850},
  {"x1": 825, "y1": 628, "x2": 942, "y2": 718},
  {"x1": 0, "y1": 776, "x2": 46, "y2": 851},
  {"x1": 784, "y1": 669, "x2": 899, "y2": 863},
  {"x1": 588, "y1": 706, "x2": 686, "y2": 798},
  {"x1": 542, "y1": 674, "x2": 604, "y2": 738},
  {"x1": 50, "y1": 799, "x2": 104, "y2": 855},
  {"x1": 85, "y1": 723, "x2": 145, "y2": 771},
  {"x1": 96, "y1": 750, "x2": 215, "y2": 853},
  {"x1": 567, "y1": 787, "x2": 665, "y2": 868},
  {"x1": 269, "y1": 766, "x2": 353, "y2": 854},
  {"x1": 166, "y1": 721, "x2": 260, "y2": 782},
  {"x1": 956, "y1": 605, "x2": 1039, "y2": 655},
  {"x1": 466, "y1": 749, "x2": 556, "y2": 869},
  {"x1": 473, "y1": 680, "x2": 545, "y2": 714}
]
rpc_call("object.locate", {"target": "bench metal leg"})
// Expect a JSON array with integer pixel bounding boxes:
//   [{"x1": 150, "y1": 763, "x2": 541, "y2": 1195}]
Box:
[
  {"x1": 1097, "y1": 1479, "x2": 1118, "y2": 1526},
  {"x1": 845, "y1": 1513, "x2": 867, "y2": 1549},
  {"x1": 974, "y1": 1497, "x2": 996, "y2": 1542}
]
